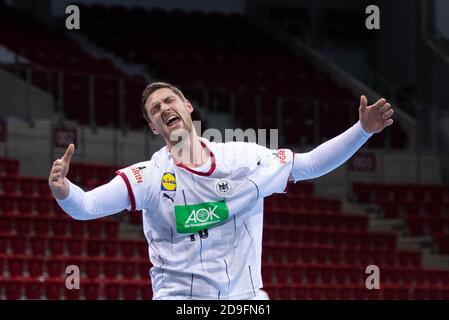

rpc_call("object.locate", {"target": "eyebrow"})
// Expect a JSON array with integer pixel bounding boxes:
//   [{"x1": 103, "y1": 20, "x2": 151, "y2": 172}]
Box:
[{"x1": 150, "y1": 95, "x2": 176, "y2": 110}]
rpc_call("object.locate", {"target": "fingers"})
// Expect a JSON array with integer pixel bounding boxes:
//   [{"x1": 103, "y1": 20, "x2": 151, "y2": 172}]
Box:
[
  {"x1": 384, "y1": 118, "x2": 394, "y2": 127},
  {"x1": 382, "y1": 108, "x2": 394, "y2": 119},
  {"x1": 62, "y1": 144, "x2": 75, "y2": 163},
  {"x1": 379, "y1": 103, "x2": 391, "y2": 114},
  {"x1": 372, "y1": 98, "x2": 387, "y2": 109},
  {"x1": 50, "y1": 166, "x2": 63, "y2": 182},
  {"x1": 360, "y1": 95, "x2": 368, "y2": 111}
]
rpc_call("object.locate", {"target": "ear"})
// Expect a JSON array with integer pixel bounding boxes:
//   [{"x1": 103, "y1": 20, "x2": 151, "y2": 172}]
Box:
[
  {"x1": 185, "y1": 99, "x2": 194, "y2": 114},
  {"x1": 148, "y1": 122, "x2": 159, "y2": 135}
]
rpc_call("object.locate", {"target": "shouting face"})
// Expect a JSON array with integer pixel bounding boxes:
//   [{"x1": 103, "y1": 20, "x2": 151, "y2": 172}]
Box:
[{"x1": 145, "y1": 88, "x2": 194, "y2": 144}]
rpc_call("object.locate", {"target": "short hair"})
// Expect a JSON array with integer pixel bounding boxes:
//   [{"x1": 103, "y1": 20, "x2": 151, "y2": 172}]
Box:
[{"x1": 141, "y1": 82, "x2": 186, "y2": 123}]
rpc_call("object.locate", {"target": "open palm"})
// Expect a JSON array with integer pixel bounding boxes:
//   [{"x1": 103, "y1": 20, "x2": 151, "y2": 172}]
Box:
[{"x1": 359, "y1": 95, "x2": 394, "y2": 134}]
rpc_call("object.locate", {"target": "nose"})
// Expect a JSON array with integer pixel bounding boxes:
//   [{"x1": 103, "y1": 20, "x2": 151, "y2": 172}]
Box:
[{"x1": 161, "y1": 102, "x2": 173, "y2": 113}]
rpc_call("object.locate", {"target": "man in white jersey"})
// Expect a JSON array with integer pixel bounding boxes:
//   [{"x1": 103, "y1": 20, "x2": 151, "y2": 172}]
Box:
[{"x1": 49, "y1": 82, "x2": 394, "y2": 300}]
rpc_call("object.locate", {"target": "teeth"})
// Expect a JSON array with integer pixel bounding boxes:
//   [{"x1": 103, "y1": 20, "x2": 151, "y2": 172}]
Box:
[{"x1": 166, "y1": 115, "x2": 179, "y2": 125}]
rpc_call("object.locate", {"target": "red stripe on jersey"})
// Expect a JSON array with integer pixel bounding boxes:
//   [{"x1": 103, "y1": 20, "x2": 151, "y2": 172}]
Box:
[
  {"x1": 176, "y1": 141, "x2": 216, "y2": 176},
  {"x1": 116, "y1": 170, "x2": 136, "y2": 212}
]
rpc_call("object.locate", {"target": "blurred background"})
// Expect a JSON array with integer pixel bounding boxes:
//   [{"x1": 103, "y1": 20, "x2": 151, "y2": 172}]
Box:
[{"x1": 0, "y1": 0, "x2": 449, "y2": 300}]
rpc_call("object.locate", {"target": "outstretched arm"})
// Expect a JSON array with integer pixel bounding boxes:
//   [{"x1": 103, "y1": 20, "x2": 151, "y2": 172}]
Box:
[
  {"x1": 49, "y1": 144, "x2": 131, "y2": 220},
  {"x1": 55, "y1": 176, "x2": 131, "y2": 220},
  {"x1": 291, "y1": 96, "x2": 394, "y2": 181}
]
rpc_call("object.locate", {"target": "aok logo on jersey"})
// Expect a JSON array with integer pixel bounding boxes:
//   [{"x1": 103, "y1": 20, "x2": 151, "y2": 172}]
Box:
[
  {"x1": 174, "y1": 201, "x2": 229, "y2": 234},
  {"x1": 161, "y1": 172, "x2": 176, "y2": 191}
]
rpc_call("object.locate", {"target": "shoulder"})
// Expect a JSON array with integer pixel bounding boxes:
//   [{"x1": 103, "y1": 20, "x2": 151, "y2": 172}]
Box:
[{"x1": 116, "y1": 145, "x2": 167, "y2": 186}]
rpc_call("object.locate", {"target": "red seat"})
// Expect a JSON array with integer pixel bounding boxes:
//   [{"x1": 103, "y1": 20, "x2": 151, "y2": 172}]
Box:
[
  {"x1": 275, "y1": 267, "x2": 289, "y2": 284},
  {"x1": 44, "y1": 281, "x2": 62, "y2": 300},
  {"x1": 25, "y1": 281, "x2": 42, "y2": 299},
  {"x1": 52, "y1": 220, "x2": 68, "y2": 236},
  {"x1": 34, "y1": 218, "x2": 50, "y2": 236},
  {"x1": 0, "y1": 177, "x2": 18, "y2": 196},
  {"x1": 290, "y1": 266, "x2": 305, "y2": 284},
  {"x1": 47, "y1": 259, "x2": 64, "y2": 277},
  {"x1": 120, "y1": 241, "x2": 135, "y2": 257},
  {"x1": 138, "y1": 262, "x2": 150, "y2": 279},
  {"x1": 137, "y1": 242, "x2": 148, "y2": 258},
  {"x1": 11, "y1": 236, "x2": 27, "y2": 254},
  {"x1": 0, "y1": 216, "x2": 12, "y2": 233},
  {"x1": 87, "y1": 240, "x2": 103, "y2": 256},
  {"x1": 87, "y1": 221, "x2": 103, "y2": 237},
  {"x1": 17, "y1": 198, "x2": 33, "y2": 214},
  {"x1": 64, "y1": 287, "x2": 81, "y2": 300},
  {"x1": 139, "y1": 283, "x2": 153, "y2": 300},
  {"x1": 83, "y1": 281, "x2": 100, "y2": 300},
  {"x1": 8, "y1": 258, "x2": 25, "y2": 276},
  {"x1": 35, "y1": 198, "x2": 52, "y2": 215},
  {"x1": 104, "y1": 261, "x2": 120, "y2": 278},
  {"x1": 67, "y1": 239, "x2": 84, "y2": 256},
  {"x1": 123, "y1": 283, "x2": 139, "y2": 300},
  {"x1": 0, "y1": 195, "x2": 16, "y2": 213},
  {"x1": 30, "y1": 237, "x2": 46, "y2": 255},
  {"x1": 121, "y1": 261, "x2": 136, "y2": 279},
  {"x1": 104, "y1": 241, "x2": 118, "y2": 257},
  {"x1": 105, "y1": 221, "x2": 119, "y2": 237},
  {"x1": 86, "y1": 260, "x2": 101, "y2": 279},
  {"x1": 19, "y1": 178, "x2": 37, "y2": 197},
  {"x1": 28, "y1": 258, "x2": 44, "y2": 277},
  {"x1": 49, "y1": 239, "x2": 65, "y2": 255},
  {"x1": 104, "y1": 283, "x2": 121, "y2": 299},
  {"x1": 5, "y1": 280, "x2": 22, "y2": 299},
  {"x1": 15, "y1": 217, "x2": 31, "y2": 234},
  {"x1": 69, "y1": 221, "x2": 85, "y2": 236},
  {"x1": 36, "y1": 179, "x2": 52, "y2": 198}
]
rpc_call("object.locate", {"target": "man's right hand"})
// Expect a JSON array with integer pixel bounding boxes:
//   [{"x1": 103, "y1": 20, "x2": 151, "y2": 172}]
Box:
[{"x1": 48, "y1": 143, "x2": 75, "y2": 200}]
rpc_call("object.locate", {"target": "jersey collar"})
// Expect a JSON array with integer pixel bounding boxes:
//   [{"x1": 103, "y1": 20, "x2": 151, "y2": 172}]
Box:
[{"x1": 175, "y1": 140, "x2": 216, "y2": 176}]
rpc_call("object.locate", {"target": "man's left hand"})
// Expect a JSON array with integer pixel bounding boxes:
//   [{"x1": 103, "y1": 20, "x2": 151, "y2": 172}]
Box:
[{"x1": 359, "y1": 95, "x2": 394, "y2": 134}]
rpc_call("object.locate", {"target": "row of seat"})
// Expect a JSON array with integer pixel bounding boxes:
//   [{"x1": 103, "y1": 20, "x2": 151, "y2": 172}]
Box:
[
  {"x1": 0, "y1": 233, "x2": 147, "y2": 258},
  {"x1": 262, "y1": 243, "x2": 420, "y2": 267},
  {"x1": 76, "y1": 4, "x2": 407, "y2": 148},
  {"x1": 0, "y1": 214, "x2": 119, "y2": 238},
  {"x1": 0, "y1": 277, "x2": 152, "y2": 300},
  {"x1": 262, "y1": 262, "x2": 448, "y2": 286},
  {"x1": 0, "y1": 158, "x2": 19, "y2": 177},
  {"x1": 0, "y1": 254, "x2": 149, "y2": 279},
  {"x1": 379, "y1": 201, "x2": 449, "y2": 219},
  {"x1": 0, "y1": 176, "x2": 52, "y2": 197},
  {"x1": 406, "y1": 217, "x2": 449, "y2": 236},
  {"x1": 0, "y1": 195, "x2": 60, "y2": 215},
  {"x1": 265, "y1": 196, "x2": 341, "y2": 213},
  {"x1": 263, "y1": 226, "x2": 397, "y2": 250},
  {"x1": 264, "y1": 284, "x2": 449, "y2": 300},
  {"x1": 353, "y1": 182, "x2": 449, "y2": 204},
  {"x1": 263, "y1": 211, "x2": 367, "y2": 230}
]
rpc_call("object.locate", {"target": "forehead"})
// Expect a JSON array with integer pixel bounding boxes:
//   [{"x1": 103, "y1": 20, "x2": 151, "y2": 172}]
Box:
[{"x1": 146, "y1": 88, "x2": 178, "y2": 107}]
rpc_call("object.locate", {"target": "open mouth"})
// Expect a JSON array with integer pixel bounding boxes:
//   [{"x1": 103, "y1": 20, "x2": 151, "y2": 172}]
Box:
[{"x1": 165, "y1": 114, "x2": 181, "y2": 127}]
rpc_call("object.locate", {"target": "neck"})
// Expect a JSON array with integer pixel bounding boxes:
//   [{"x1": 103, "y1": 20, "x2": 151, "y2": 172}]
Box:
[{"x1": 167, "y1": 129, "x2": 208, "y2": 167}]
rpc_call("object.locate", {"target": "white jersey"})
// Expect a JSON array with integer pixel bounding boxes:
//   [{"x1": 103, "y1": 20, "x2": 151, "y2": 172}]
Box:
[
  {"x1": 116, "y1": 139, "x2": 294, "y2": 300},
  {"x1": 56, "y1": 120, "x2": 372, "y2": 300}
]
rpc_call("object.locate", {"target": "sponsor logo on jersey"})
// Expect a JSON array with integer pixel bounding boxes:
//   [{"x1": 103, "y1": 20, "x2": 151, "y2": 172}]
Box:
[
  {"x1": 272, "y1": 149, "x2": 287, "y2": 164},
  {"x1": 174, "y1": 201, "x2": 229, "y2": 234},
  {"x1": 215, "y1": 179, "x2": 232, "y2": 196},
  {"x1": 130, "y1": 167, "x2": 143, "y2": 183},
  {"x1": 161, "y1": 172, "x2": 176, "y2": 191}
]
